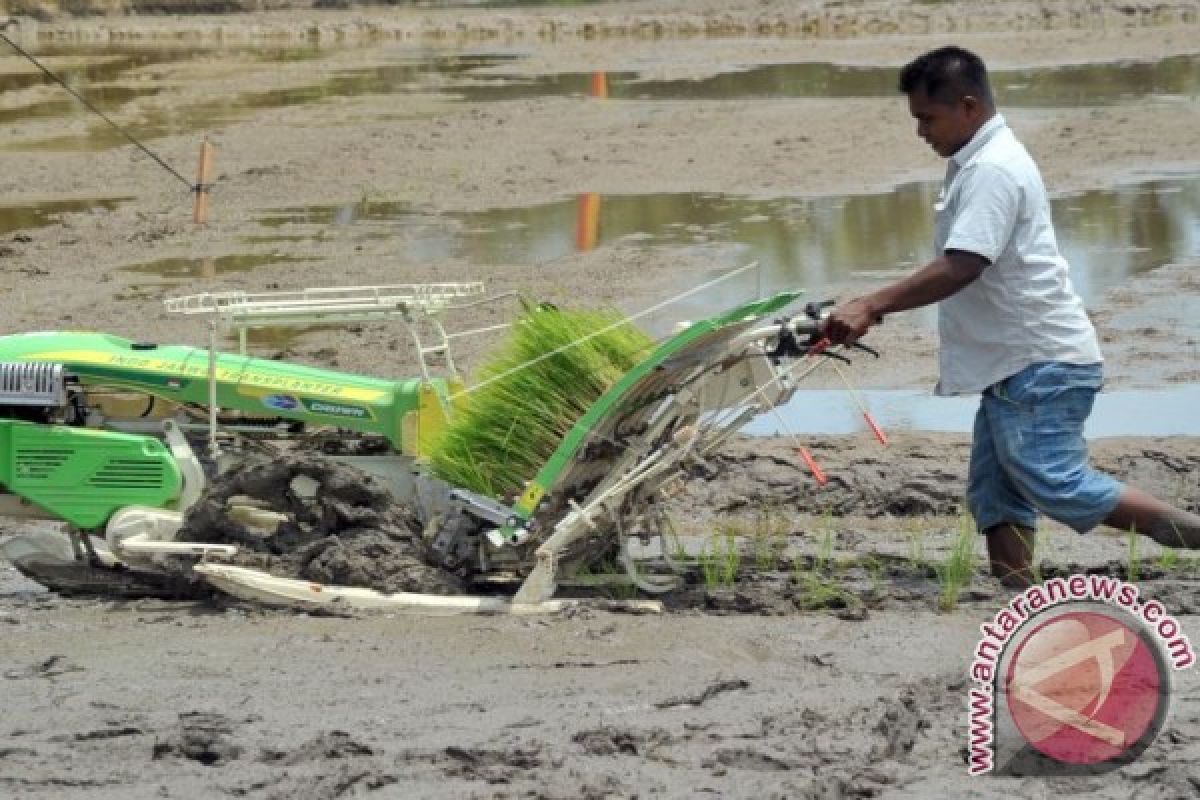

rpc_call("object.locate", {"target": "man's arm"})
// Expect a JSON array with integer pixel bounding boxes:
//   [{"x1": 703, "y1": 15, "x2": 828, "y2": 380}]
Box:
[{"x1": 824, "y1": 249, "x2": 989, "y2": 344}]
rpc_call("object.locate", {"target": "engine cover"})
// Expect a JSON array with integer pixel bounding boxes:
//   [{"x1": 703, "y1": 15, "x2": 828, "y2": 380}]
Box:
[
  {"x1": 0, "y1": 420, "x2": 182, "y2": 529},
  {"x1": 0, "y1": 362, "x2": 66, "y2": 408}
]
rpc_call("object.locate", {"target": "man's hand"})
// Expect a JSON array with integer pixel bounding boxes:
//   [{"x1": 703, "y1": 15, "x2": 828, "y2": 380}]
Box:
[
  {"x1": 824, "y1": 296, "x2": 881, "y2": 345},
  {"x1": 823, "y1": 251, "x2": 990, "y2": 345}
]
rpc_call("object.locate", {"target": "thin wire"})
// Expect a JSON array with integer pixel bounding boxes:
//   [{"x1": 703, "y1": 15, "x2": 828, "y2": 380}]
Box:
[
  {"x1": 0, "y1": 29, "x2": 196, "y2": 192},
  {"x1": 449, "y1": 261, "x2": 761, "y2": 399}
]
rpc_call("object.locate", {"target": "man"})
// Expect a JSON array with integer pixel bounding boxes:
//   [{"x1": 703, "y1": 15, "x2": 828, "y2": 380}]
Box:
[{"x1": 824, "y1": 46, "x2": 1200, "y2": 587}]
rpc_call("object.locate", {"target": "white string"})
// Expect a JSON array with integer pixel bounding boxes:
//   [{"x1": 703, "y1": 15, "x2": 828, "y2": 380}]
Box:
[{"x1": 450, "y1": 261, "x2": 762, "y2": 400}]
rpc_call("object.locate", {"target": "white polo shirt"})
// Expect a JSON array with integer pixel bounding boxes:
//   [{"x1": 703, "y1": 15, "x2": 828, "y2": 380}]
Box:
[{"x1": 934, "y1": 113, "x2": 1102, "y2": 396}]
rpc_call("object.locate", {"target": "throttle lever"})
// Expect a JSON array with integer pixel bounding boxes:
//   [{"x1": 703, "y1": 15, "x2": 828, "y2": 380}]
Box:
[
  {"x1": 848, "y1": 341, "x2": 881, "y2": 358},
  {"x1": 818, "y1": 349, "x2": 852, "y2": 364},
  {"x1": 804, "y1": 299, "x2": 836, "y2": 320}
]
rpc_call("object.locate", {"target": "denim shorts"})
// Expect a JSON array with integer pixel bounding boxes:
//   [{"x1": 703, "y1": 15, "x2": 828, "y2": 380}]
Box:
[{"x1": 967, "y1": 361, "x2": 1124, "y2": 534}]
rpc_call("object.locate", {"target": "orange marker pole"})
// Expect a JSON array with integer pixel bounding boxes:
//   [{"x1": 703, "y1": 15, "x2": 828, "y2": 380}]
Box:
[
  {"x1": 575, "y1": 192, "x2": 601, "y2": 251},
  {"x1": 193, "y1": 138, "x2": 215, "y2": 225},
  {"x1": 590, "y1": 71, "x2": 608, "y2": 99}
]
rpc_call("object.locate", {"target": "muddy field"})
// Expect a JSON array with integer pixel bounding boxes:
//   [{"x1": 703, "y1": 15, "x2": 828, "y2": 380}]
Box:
[{"x1": 1, "y1": 2, "x2": 1199, "y2": 798}]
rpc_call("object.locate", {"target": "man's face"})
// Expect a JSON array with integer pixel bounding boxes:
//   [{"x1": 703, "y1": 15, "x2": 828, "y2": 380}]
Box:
[{"x1": 907, "y1": 89, "x2": 981, "y2": 158}]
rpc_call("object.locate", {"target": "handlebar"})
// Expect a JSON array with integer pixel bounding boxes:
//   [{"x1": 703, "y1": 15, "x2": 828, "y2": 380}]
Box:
[{"x1": 736, "y1": 300, "x2": 880, "y2": 361}]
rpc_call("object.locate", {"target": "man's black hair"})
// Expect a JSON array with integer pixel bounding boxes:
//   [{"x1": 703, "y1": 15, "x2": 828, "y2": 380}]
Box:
[{"x1": 898, "y1": 46, "x2": 994, "y2": 106}]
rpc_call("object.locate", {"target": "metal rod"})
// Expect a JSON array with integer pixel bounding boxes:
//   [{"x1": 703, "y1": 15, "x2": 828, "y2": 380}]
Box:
[{"x1": 208, "y1": 320, "x2": 220, "y2": 459}]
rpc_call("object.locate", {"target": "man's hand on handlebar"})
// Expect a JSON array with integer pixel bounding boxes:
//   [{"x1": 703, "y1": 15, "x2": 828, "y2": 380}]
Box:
[{"x1": 823, "y1": 296, "x2": 881, "y2": 345}]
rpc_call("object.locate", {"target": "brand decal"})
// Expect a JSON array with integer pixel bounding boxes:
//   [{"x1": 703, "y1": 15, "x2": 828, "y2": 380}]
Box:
[
  {"x1": 305, "y1": 399, "x2": 369, "y2": 419},
  {"x1": 263, "y1": 394, "x2": 301, "y2": 411}
]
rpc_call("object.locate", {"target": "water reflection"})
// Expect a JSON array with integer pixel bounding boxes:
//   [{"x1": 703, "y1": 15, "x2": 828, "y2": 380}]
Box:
[
  {"x1": 5, "y1": 45, "x2": 1197, "y2": 151},
  {"x1": 445, "y1": 55, "x2": 1200, "y2": 106},
  {"x1": 257, "y1": 176, "x2": 1200, "y2": 319},
  {"x1": 743, "y1": 385, "x2": 1200, "y2": 438},
  {"x1": 0, "y1": 48, "x2": 203, "y2": 93},
  {"x1": 120, "y1": 253, "x2": 317, "y2": 280},
  {"x1": 0, "y1": 86, "x2": 159, "y2": 125},
  {"x1": 0, "y1": 44, "x2": 328, "y2": 150},
  {"x1": 0, "y1": 196, "x2": 130, "y2": 236}
]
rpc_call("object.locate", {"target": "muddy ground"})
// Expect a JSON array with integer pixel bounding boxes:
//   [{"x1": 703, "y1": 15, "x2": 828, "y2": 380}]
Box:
[{"x1": 1, "y1": 2, "x2": 1199, "y2": 798}]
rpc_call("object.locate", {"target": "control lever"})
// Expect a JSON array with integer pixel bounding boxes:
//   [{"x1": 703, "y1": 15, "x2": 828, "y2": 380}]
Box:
[
  {"x1": 804, "y1": 299, "x2": 836, "y2": 319},
  {"x1": 848, "y1": 341, "x2": 881, "y2": 358}
]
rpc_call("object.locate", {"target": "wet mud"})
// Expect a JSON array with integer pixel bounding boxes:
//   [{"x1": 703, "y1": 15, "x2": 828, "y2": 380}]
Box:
[
  {"x1": 177, "y1": 456, "x2": 464, "y2": 596},
  {"x1": 691, "y1": 433, "x2": 1200, "y2": 519}
]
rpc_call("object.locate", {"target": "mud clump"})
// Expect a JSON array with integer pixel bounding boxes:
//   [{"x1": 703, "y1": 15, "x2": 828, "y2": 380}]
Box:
[
  {"x1": 152, "y1": 712, "x2": 242, "y2": 766},
  {"x1": 427, "y1": 745, "x2": 545, "y2": 783},
  {"x1": 259, "y1": 731, "x2": 375, "y2": 765},
  {"x1": 573, "y1": 727, "x2": 677, "y2": 757},
  {"x1": 177, "y1": 456, "x2": 463, "y2": 596}
]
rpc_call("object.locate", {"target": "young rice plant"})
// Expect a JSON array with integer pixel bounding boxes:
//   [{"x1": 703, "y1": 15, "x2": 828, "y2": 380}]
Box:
[{"x1": 429, "y1": 302, "x2": 655, "y2": 498}]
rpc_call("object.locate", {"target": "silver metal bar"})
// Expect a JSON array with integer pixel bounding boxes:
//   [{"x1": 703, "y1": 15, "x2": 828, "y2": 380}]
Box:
[{"x1": 207, "y1": 320, "x2": 220, "y2": 459}]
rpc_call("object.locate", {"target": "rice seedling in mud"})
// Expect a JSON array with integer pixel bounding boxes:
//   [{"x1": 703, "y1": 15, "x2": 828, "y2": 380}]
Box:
[
  {"x1": 904, "y1": 517, "x2": 930, "y2": 574},
  {"x1": 428, "y1": 302, "x2": 655, "y2": 498},
  {"x1": 1127, "y1": 527, "x2": 1141, "y2": 583},
  {"x1": 935, "y1": 511, "x2": 980, "y2": 612},
  {"x1": 861, "y1": 554, "x2": 886, "y2": 595},
  {"x1": 751, "y1": 505, "x2": 789, "y2": 572},
  {"x1": 699, "y1": 526, "x2": 741, "y2": 589},
  {"x1": 814, "y1": 520, "x2": 836, "y2": 575},
  {"x1": 793, "y1": 561, "x2": 860, "y2": 612},
  {"x1": 1030, "y1": 524, "x2": 1051, "y2": 585},
  {"x1": 791, "y1": 521, "x2": 861, "y2": 612},
  {"x1": 663, "y1": 514, "x2": 689, "y2": 564},
  {"x1": 1157, "y1": 545, "x2": 1180, "y2": 573}
]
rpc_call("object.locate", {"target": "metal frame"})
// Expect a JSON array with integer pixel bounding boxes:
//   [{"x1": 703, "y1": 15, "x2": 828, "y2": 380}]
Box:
[{"x1": 165, "y1": 282, "x2": 512, "y2": 381}]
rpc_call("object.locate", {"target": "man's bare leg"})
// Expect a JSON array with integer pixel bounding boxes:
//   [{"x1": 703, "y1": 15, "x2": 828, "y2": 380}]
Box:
[
  {"x1": 1104, "y1": 487, "x2": 1200, "y2": 548},
  {"x1": 985, "y1": 524, "x2": 1036, "y2": 588}
]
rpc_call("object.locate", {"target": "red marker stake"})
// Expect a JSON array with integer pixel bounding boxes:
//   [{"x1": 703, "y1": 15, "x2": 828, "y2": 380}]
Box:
[
  {"x1": 798, "y1": 446, "x2": 828, "y2": 486},
  {"x1": 863, "y1": 411, "x2": 889, "y2": 447},
  {"x1": 829, "y1": 360, "x2": 888, "y2": 447}
]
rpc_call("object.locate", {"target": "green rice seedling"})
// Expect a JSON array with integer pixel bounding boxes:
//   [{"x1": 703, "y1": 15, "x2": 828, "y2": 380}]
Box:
[
  {"x1": 905, "y1": 518, "x2": 928, "y2": 573},
  {"x1": 699, "y1": 541, "x2": 722, "y2": 589},
  {"x1": 792, "y1": 551, "x2": 858, "y2": 611},
  {"x1": 699, "y1": 527, "x2": 741, "y2": 589},
  {"x1": 751, "y1": 506, "x2": 788, "y2": 572},
  {"x1": 789, "y1": 520, "x2": 861, "y2": 612},
  {"x1": 936, "y1": 511, "x2": 980, "y2": 612},
  {"x1": 1158, "y1": 547, "x2": 1180, "y2": 573},
  {"x1": 662, "y1": 514, "x2": 690, "y2": 563},
  {"x1": 815, "y1": 524, "x2": 836, "y2": 575},
  {"x1": 719, "y1": 526, "x2": 741, "y2": 586},
  {"x1": 794, "y1": 571, "x2": 860, "y2": 611},
  {"x1": 862, "y1": 554, "x2": 886, "y2": 595},
  {"x1": 1031, "y1": 525, "x2": 1048, "y2": 584},
  {"x1": 1127, "y1": 528, "x2": 1141, "y2": 583},
  {"x1": 429, "y1": 302, "x2": 655, "y2": 498}
]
